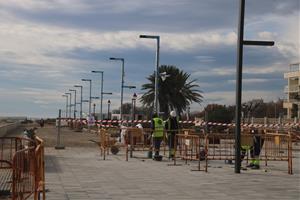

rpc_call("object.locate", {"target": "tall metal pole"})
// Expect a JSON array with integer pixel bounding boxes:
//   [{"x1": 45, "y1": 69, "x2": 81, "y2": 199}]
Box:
[
  {"x1": 155, "y1": 37, "x2": 160, "y2": 115},
  {"x1": 82, "y1": 79, "x2": 92, "y2": 118},
  {"x1": 74, "y1": 85, "x2": 83, "y2": 119},
  {"x1": 91, "y1": 71, "x2": 104, "y2": 120},
  {"x1": 69, "y1": 89, "x2": 77, "y2": 119},
  {"x1": 62, "y1": 95, "x2": 68, "y2": 118},
  {"x1": 74, "y1": 90, "x2": 77, "y2": 119},
  {"x1": 100, "y1": 72, "x2": 104, "y2": 120},
  {"x1": 55, "y1": 109, "x2": 65, "y2": 150},
  {"x1": 234, "y1": 0, "x2": 274, "y2": 173},
  {"x1": 110, "y1": 58, "x2": 134, "y2": 120},
  {"x1": 235, "y1": 0, "x2": 245, "y2": 174},
  {"x1": 65, "y1": 93, "x2": 72, "y2": 118},
  {"x1": 107, "y1": 100, "x2": 111, "y2": 120},
  {"x1": 139, "y1": 35, "x2": 160, "y2": 115},
  {"x1": 80, "y1": 86, "x2": 83, "y2": 119},
  {"x1": 121, "y1": 59, "x2": 124, "y2": 120},
  {"x1": 89, "y1": 80, "x2": 92, "y2": 117},
  {"x1": 69, "y1": 93, "x2": 72, "y2": 118}
]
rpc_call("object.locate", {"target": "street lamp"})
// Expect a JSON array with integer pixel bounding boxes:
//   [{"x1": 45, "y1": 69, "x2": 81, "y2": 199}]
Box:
[
  {"x1": 81, "y1": 79, "x2": 92, "y2": 117},
  {"x1": 91, "y1": 70, "x2": 104, "y2": 120},
  {"x1": 93, "y1": 103, "x2": 96, "y2": 117},
  {"x1": 234, "y1": 0, "x2": 274, "y2": 173},
  {"x1": 74, "y1": 85, "x2": 83, "y2": 119},
  {"x1": 62, "y1": 94, "x2": 68, "y2": 118},
  {"x1": 139, "y1": 34, "x2": 160, "y2": 115},
  {"x1": 65, "y1": 92, "x2": 72, "y2": 118},
  {"x1": 110, "y1": 57, "x2": 136, "y2": 120},
  {"x1": 132, "y1": 93, "x2": 137, "y2": 121},
  {"x1": 69, "y1": 89, "x2": 77, "y2": 119},
  {"x1": 107, "y1": 100, "x2": 111, "y2": 120}
]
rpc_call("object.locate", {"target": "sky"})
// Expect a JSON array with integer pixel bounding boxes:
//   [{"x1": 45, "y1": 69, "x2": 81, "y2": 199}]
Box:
[{"x1": 0, "y1": 0, "x2": 299, "y2": 118}]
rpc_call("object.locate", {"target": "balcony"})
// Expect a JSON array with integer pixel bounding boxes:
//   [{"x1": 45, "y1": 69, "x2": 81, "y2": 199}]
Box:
[{"x1": 284, "y1": 85, "x2": 300, "y2": 93}]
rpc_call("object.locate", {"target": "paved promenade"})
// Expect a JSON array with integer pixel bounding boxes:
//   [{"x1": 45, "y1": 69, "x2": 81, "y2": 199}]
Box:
[{"x1": 42, "y1": 127, "x2": 300, "y2": 200}]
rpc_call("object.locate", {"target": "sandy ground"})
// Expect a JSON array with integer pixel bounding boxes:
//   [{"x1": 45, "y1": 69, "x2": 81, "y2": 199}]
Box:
[{"x1": 6, "y1": 123, "x2": 101, "y2": 148}]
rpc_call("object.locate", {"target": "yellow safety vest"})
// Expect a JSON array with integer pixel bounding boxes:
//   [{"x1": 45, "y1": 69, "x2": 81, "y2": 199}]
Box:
[{"x1": 153, "y1": 117, "x2": 164, "y2": 138}]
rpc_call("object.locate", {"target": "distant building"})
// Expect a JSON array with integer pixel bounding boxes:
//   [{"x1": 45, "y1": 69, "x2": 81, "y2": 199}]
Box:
[{"x1": 283, "y1": 63, "x2": 300, "y2": 119}]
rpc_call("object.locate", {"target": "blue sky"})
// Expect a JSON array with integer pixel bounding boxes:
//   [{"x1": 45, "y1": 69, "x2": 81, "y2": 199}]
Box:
[{"x1": 0, "y1": 0, "x2": 299, "y2": 118}]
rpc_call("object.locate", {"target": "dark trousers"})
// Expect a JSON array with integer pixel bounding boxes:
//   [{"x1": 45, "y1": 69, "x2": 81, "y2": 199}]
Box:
[
  {"x1": 153, "y1": 137, "x2": 163, "y2": 156},
  {"x1": 252, "y1": 135, "x2": 264, "y2": 157},
  {"x1": 168, "y1": 133, "x2": 175, "y2": 149},
  {"x1": 241, "y1": 135, "x2": 265, "y2": 160}
]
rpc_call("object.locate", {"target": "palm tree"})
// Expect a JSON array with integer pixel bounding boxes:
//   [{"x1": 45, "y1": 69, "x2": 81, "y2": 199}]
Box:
[{"x1": 141, "y1": 65, "x2": 203, "y2": 118}]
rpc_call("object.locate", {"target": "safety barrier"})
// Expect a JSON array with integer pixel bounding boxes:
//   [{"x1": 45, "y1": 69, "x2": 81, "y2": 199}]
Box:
[
  {"x1": 124, "y1": 128, "x2": 152, "y2": 161},
  {"x1": 173, "y1": 131, "x2": 293, "y2": 174},
  {"x1": 173, "y1": 133, "x2": 207, "y2": 172},
  {"x1": 0, "y1": 136, "x2": 45, "y2": 200},
  {"x1": 34, "y1": 137, "x2": 46, "y2": 200},
  {"x1": 95, "y1": 127, "x2": 167, "y2": 161},
  {"x1": 98, "y1": 129, "x2": 109, "y2": 160}
]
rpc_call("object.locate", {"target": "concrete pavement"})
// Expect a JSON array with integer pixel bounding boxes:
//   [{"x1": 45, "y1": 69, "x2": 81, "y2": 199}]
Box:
[{"x1": 44, "y1": 144, "x2": 300, "y2": 200}]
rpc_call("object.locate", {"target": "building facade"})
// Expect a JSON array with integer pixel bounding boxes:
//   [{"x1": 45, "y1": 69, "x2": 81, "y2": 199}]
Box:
[{"x1": 283, "y1": 63, "x2": 300, "y2": 119}]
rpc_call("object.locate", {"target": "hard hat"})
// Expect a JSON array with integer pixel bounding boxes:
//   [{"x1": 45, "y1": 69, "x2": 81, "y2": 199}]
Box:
[{"x1": 170, "y1": 111, "x2": 176, "y2": 117}]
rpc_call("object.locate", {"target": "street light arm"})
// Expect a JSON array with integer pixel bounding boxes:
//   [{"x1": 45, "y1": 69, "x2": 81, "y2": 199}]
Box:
[
  {"x1": 123, "y1": 85, "x2": 136, "y2": 89},
  {"x1": 139, "y1": 35, "x2": 159, "y2": 39},
  {"x1": 102, "y1": 92, "x2": 113, "y2": 95},
  {"x1": 110, "y1": 57, "x2": 124, "y2": 61},
  {"x1": 91, "y1": 70, "x2": 104, "y2": 73}
]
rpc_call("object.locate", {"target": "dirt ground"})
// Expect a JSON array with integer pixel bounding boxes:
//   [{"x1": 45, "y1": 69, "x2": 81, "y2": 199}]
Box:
[{"x1": 6, "y1": 123, "x2": 101, "y2": 148}]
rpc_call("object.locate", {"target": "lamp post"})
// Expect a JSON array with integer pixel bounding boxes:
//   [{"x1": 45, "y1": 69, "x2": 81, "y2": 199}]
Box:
[
  {"x1": 132, "y1": 93, "x2": 137, "y2": 121},
  {"x1": 65, "y1": 92, "x2": 72, "y2": 118},
  {"x1": 91, "y1": 70, "x2": 104, "y2": 120},
  {"x1": 69, "y1": 89, "x2": 77, "y2": 119},
  {"x1": 81, "y1": 79, "x2": 92, "y2": 117},
  {"x1": 74, "y1": 85, "x2": 83, "y2": 119},
  {"x1": 110, "y1": 57, "x2": 136, "y2": 120},
  {"x1": 139, "y1": 34, "x2": 160, "y2": 115},
  {"x1": 93, "y1": 103, "x2": 96, "y2": 117},
  {"x1": 62, "y1": 94, "x2": 68, "y2": 118},
  {"x1": 234, "y1": 0, "x2": 274, "y2": 173},
  {"x1": 107, "y1": 100, "x2": 111, "y2": 120}
]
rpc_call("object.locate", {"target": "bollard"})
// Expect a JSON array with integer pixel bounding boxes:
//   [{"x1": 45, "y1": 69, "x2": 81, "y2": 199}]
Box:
[{"x1": 55, "y1": 109, "x2": 65, "y2": 149}]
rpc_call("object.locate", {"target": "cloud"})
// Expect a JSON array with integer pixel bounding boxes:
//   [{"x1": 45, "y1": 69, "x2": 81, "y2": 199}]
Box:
[
  {"x1": 203, "y1": 90, "x2": 284, "y2": 106},
  {"x1": 227, "y1": 78, "x2": 270, "y2": 84}
]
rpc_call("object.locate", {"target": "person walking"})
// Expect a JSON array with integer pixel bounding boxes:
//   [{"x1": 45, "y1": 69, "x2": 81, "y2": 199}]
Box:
[
  {"x1": 151, "y1": 113, "x2": 164, "y2": 161},
  {"x1": 165, "y1": 110, "x2": 179, "y2": 159}
]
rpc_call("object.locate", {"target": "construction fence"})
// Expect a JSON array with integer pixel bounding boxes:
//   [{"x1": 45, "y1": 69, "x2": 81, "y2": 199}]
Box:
[
  {"x1": 0, "y1": 136, "x2": 45, "y2": 200},
  {"x1": 91, "y1": 127, "x2": 294, "y2": 175}
]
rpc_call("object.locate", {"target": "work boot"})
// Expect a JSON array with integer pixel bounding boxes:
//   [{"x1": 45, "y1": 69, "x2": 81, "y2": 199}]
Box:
[
  {"x1": 246, "y1": 163, "x2": 255, "y2": 168},
  {"x1": 251, "y1": 164, "x2": 260, "y2": 170}
]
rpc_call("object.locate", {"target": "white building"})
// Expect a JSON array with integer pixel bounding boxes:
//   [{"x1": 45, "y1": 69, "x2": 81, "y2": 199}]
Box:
[{"x1": 283, "y1": 63, "x2": 300, "y2": 119}]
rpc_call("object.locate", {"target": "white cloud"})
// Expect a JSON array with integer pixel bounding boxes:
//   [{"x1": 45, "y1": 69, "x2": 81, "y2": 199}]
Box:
[
  {"x1": 193, "y1": 67, "x2": 235, "y2": 77},
  {"x1": 227, "y1": 78, "x2": 270, "y2": 84},
  {"x1": 203, "y1": 90, "x2": 284, "y2": 106}
]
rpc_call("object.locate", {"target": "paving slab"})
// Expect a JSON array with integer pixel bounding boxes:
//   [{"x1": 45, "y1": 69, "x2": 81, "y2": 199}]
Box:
[{"x1": 44, "y1": 145, "x2": 300, "y2": 200}]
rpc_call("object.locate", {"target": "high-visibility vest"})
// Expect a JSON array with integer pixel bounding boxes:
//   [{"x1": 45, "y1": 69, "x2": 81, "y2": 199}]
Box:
[{"x1": 153, "y1": 117, "x2": 164, "y2": 138}]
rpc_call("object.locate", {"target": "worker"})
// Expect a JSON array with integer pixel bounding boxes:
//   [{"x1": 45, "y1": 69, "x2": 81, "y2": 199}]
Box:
[
  {"x1": 165, "y1": 110, "x2": 179, "y2": 159},
  {"x1": 151, "y1": 113, "x2": 164, "y2": 161},
  {"x1": 241, "y1": 129, "x2": 264, "y2": 169}
]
